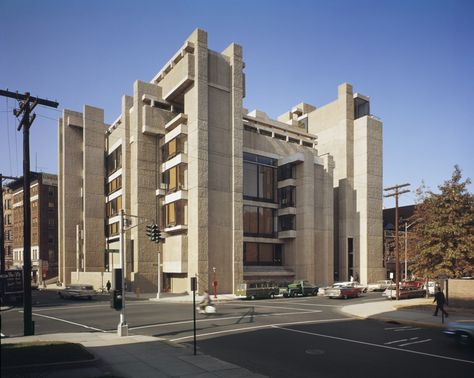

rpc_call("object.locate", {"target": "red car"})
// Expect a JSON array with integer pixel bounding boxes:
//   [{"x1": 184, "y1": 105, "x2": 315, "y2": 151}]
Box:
[
  {"x1": 401, "y1": 281, "x2": 424, "y2": 289},
  {"x1": 324, "y1": 285, "x2": 362, "y2": 299}
]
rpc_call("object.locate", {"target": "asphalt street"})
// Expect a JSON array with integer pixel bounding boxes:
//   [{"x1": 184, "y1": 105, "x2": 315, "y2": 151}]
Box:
[{"x1": 1, "y1": 290, "x2": 473, "y2": 378}]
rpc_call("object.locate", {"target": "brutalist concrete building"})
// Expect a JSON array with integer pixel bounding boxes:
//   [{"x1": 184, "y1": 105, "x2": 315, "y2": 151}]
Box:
[{"x1": 58, "y1": 28, "x2": 384, "y2": 294}]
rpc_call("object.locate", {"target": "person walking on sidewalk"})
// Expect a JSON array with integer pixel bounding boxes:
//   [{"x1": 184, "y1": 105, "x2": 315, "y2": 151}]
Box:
[{"x1": 433, "y1": 287, "x2": 448, "y2": 317}]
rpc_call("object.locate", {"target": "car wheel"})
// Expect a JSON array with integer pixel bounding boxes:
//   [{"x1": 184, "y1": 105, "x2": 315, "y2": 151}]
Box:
[
  {"x1": 456, "y1": 333, "x2": 473, "y2": 347},
  {"x1": 58, "y1": 292, "x2": 63, "y2": 299},
  {"x1": 343, "y1": 295, "x2": 348, "y2": 299},
  {"x1": 312, "y1": 290, "x2": 318, "y2": 296},
  {"x1": 269, "y1": 292, "x2": 275, "y2": 299},
  {"x1": 250, "y1": 295, "x2": 256, "y2": 300},
  {"x1": 289, "y1": 291, "x2": 295, "y2": 297}
]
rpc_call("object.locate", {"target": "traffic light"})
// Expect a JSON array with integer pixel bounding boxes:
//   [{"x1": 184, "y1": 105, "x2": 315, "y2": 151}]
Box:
[
  {"x1": 146, "y1": 224, "x2": 154, "y2": 240},
  {"x1": 110, "y1": 289, "x2": 122, "y2": 310},
  {"x1": 145, "y1": 223, "x2": 164, "y2": 243}
]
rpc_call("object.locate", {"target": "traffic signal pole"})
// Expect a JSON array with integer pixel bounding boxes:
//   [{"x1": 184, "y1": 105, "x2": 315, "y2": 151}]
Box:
[
  {"x1": 0, "y1": 90, "x2": 58, "y2": 335},
  {"x1": 118, "y1": 209, "x2": 128, "y2": 336}
]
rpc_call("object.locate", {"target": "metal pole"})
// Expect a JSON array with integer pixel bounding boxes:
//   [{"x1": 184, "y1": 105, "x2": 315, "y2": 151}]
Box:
[
  {"x1": 22, "y1": 105, "x2": 34, "y2": 335},
  {"x1": 118, "y1": 209, "x2": 128, "y2": 336},
  {"x1": 404, "y1": 222, "x2": 408, "y2": 281},
  {"x1": 192, "y1": 276, "x2": 197, "y2": 355},
  {"x1": 156, "y1": 251, "x2": 161, "y2": 299},
  {"x1": 395, "y1": 194, "x2": 400, "y2": 301},
  {"x1": 76, "y1": 224, "x2": 80, "y2": 280}
]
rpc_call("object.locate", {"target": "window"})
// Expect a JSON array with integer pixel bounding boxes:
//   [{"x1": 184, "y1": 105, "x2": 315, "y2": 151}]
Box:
[
  {"x1": 278, "y1": 186, "x2": 296, "y2": 208},
  {"x1": 243, "y1": 205, "x2": 275, "y2": 237},
  {"x1": 279, "y1": 215, "x2": 296, "y2": 231},
  {"x1": 162, "y1": 164, "x2": 186, "y2": 193},
  {"x1": 48, "y1": 202, "x2": 54, "y2": 208},
  {"x1": 48, "y1": 188, "x2": 54, "y2": 196},
  {"x1": 106, "y1": 145, "x2": 122, "y2": 175},
  {"x1": 244, "y1": 242, "x2": 282, "y2": 266},
  {"x1": 107, "y1": 176, "x2": 122, "y2": 195},
  {"x1": 108, "y1": 222, "x2": 119, "y2": 237},
  {"x1": 163, "y1": 200, "x2": 186, "y2": 228},
  {"x1": 277, "y1": 164, "x2": 296, "y2": 181},
  {"x1": 243, "y1": 153, "x2": 276, "y2": 202},
  {"x1": 162, "y1": 137, "x2": 185, "y2": 161},
  {"x1": 106, "y1": 196, "x2": 122, "y2": 217}
]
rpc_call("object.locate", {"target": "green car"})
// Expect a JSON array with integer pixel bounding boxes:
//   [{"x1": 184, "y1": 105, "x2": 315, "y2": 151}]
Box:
[
  {"x1": 235, "y1": 281, "x2": 280, "y2": 300},
  {"x1": 284, "y1": 280, "x2": 319, "y2": 297}
]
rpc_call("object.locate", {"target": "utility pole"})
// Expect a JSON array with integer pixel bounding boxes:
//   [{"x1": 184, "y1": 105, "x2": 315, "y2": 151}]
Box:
[
  {"x1": 384, "y1": 183, "x2": 410, "y2": 301},
  {"x1": 0, "y1": 90, "x2": 58, "y2": 335}
]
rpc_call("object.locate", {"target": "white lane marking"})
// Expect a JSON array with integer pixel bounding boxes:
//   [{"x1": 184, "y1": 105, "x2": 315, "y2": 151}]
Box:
[
  {"x1": 130, "y1": 310, "x2": 323, "y2": 331},
  {"x1": 394, "y1": 327, "x2": 421, "y2": 332},
  {"x1": 286, "y1": 302, "x2": 341, "y2": 308},
  {"x1": 170, "y1": 318, "x2": 349, "y2": 342},
  {"x1": 28, "y1": 311, "x2": 107, "y2": 332},
  {"x1": 361, "y1": 298, "x2": 386, "y2": 302},
  {"x1": 32, "y1": 301, "x2": 153, "y2": 312},
  {"x1": 385, "y1": 337, "x2": 418, "y2": 345},
  {"x1": 399, "y1": 339, "x2": 431, "y2": 347},
  {"x1": 273, "y1": 326, "x2": 474, "y2": 365},
  {"x1": 226, "y1": 303, "x2": 321, "y2": 312},
  {"x1": 384, "y1": 326, "x2": 412, "y2": 330}
]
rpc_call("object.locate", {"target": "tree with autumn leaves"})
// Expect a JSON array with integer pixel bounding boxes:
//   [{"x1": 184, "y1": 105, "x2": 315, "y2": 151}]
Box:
[{"x1": 409, "y1": 166, "x2": 474, "y2": 279}]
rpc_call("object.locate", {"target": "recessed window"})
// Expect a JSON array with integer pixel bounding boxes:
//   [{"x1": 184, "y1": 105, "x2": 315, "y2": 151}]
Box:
[
  {"x1": 244, "y1": 242, "x2": 282, "y2": 266},
  {"x1": 106, "y1": 145, "x2": 122, "y2": 175},
  {"x1": 243, "y1": 205, "x2": 276, "y2": 238},
  {"x1": 243, "y1": 153, "x2": 276, "y2": 202}
]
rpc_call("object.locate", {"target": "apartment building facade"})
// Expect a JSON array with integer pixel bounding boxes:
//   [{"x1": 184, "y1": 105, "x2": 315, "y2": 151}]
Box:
[
  {"x1": 58, "y1": 28, "x2": 384, "y2": 293},
  {"x1": 2, "y1": 187, "x2": 14, "y2": 270},
  {"x1": 3, "y1": 173, "x2": 59, "y2": 282}
]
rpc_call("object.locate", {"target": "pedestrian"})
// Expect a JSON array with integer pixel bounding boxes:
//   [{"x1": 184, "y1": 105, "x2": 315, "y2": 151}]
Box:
[
  {"x1": 433, "y1": 287, "x2": 448, "y2": 317},
  {"x1": 106, "y1": 280, "x2": 111, "y2": 292},
  {"x1": 199, "y1": 290, "x2": 211, "y2": 313}
]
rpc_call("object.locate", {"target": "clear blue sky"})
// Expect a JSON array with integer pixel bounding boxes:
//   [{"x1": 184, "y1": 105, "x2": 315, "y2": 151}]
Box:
[{"x1": 1, "y1": 0, "x2": 473, "y2": 207}]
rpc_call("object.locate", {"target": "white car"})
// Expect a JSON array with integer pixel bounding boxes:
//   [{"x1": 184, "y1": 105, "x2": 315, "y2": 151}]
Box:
[
  {"x1": 367, "y1": 280, "x2": 393, "y2": 292},
  {"x1": 58, "y1": 284, "x2": 96, "y2": 300}
]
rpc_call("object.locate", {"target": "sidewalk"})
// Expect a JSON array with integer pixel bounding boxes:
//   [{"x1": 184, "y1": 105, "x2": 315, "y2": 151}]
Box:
[{"x1": 1, "y1": 332, "x2": 266, "y2": 378}]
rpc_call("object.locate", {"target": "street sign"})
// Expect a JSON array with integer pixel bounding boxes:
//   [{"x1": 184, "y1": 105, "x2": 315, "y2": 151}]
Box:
[
  {"x1": 105, "y1": 249, "x2": 119, "y2": 254},
  {"x1": 4, "y1": 270, "x2": 23, "y2": 294}
]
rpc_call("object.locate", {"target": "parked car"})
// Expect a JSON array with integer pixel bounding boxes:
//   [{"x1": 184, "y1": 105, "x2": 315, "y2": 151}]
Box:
[
  {"x1": 318, "y1": 281, "x2": 366, "y2": 296},
  {"x1": 400, "y1": 280, "x2": 424, "y2": 289},
  {"x1": 58, "y1": 284, "x2": 96, "y2": 300},
  {"x1": 367, "y1": 280, "x2": 393, "y2": 292},
  {"x1": 443, "y1": 320, "x2": 474, "y2": 347},
  {"x1": 283, "y1": 280, "x2": 319, "y2": 297},
  {"x1": 235, "y1": 281, "x2": 280, "y2": 300},
  {"x1": 324, "y1": 284, "x2": 362, "y2": 299},
  {"x1": 382, "y1": 285, "x2": 426, "y2": 299},
  {"x1": 424, "y1": 281, "x2": 439, "y2": 296}
]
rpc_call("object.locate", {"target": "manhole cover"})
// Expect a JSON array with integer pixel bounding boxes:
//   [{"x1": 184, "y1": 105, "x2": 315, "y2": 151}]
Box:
[{"x1": 305, "y1": 349, "x2": 325, "y2": 355}]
